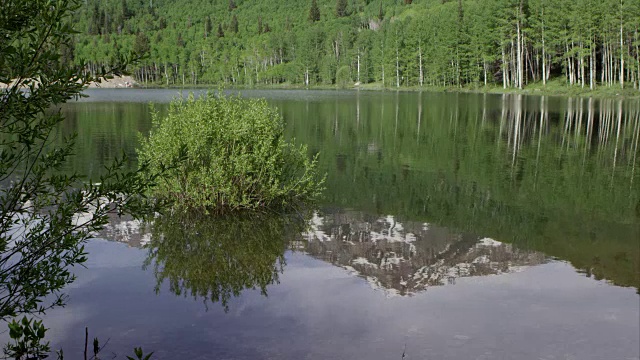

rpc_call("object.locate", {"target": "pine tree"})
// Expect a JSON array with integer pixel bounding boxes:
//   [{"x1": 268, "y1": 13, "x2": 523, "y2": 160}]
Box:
[
  {"x1": 230, "y1": 14, "x2": 239, "y2": 33},
  {"x1": 309, "y1": 0, "x2": 320, "y2": 22},
  {"x1": 336, "y1": 0, "x2": 348, "y2": 17},
  {"x1": 177, "y1": 32, "x2": 185, "y2": 47},
  {"x1": 133, "y1": 32, "x2": 151, "y2": 55},
  {"x1": 205, "y1": 16, "x2": 212, "y2": 38},
  {"x1": 121, "y1": 0, "x2": 131, "y2": 20},
  {"x1": 217, "y1": 23, "x2": 225, "y2": 37},
  {"x1": 229, "y1": 0, "x2": 237, "y2": 10}
]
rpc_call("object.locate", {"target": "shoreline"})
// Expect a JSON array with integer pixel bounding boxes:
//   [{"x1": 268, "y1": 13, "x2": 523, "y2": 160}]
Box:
[{"x1": 127, "y1": 81, "x2": 640, "y2": 99}]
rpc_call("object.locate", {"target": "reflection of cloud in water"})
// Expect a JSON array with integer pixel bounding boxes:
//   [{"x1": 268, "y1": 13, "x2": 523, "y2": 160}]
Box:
[{"x1": 299, "y1": 211, "x2": 547, "y2": 297}]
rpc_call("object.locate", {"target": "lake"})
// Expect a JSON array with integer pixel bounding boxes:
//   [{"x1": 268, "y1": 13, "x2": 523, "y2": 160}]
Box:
[{"x1": 35, "y1": 90, "x2": 640, "y2": 359}]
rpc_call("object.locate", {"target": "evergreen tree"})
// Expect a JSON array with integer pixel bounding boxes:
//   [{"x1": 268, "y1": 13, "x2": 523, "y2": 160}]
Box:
[
  {"x1": 336, "y1": 0, "x2": 348, "y2": 17},
  {"x1": 230, "y1": 14, "x2": 239, "y2": 33},
  {"x1": 133, "y1": 32, "x2": 151, "y2": 55},
  {"x1": 121, "y1": 0, "x2": 131, "y2": 20},
  {"x1": 217, "y1": 23, "x2": 225, "y2": 38},
  {"x1": 177, "y1": 32, "x2": 185, "y2": 48},
  {"x1": 309, "y1": 0, "x2": 321, "y2": 22},
  {"x1": 205, "y1": 16, "x2": 212, "y2": 38}
]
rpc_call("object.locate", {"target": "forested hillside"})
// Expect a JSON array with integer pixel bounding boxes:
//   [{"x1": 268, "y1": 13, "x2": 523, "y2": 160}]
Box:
[{"x1": 73, "y1": 0, "x2": 640, "y2": 89}]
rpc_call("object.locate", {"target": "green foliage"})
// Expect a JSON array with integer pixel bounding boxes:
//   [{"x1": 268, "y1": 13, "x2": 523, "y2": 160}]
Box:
[
  {"x1": 309, "y1": 0, "x2": 321, "y2": 22},
  {"x1": 144, "y1": 211, "x2": 306, "y2": 311},
  {"x1": 3, "y1": 317, "x2": 50, "y2": 360},
  {"x1": 2, "y1": 317, "x2": 152, "y2": 360},
  {"x1": 0, "y1": 0, "x2": 161, "y2": 322},
  {"x1": 138, "y1": 93, "x2": 324, "y2": 214},
  {"x1": 230, "y1": 14, "x2": 239, "y2": 33},
  {"x1": 133, "y1": 32, "x2": 151, "y2": 56},
  {"x1": 70, "y1": 0, "x2": 639, "y2": 89},
  {"x1": 336, "y1": 0, "x2": 348, "y2": 17},
  {"x1": 336, "y1": 65, "x2": 352, "y2": 87},
  {"x1": 126, "y1": 347, "x2": 154, "y2": 360}
]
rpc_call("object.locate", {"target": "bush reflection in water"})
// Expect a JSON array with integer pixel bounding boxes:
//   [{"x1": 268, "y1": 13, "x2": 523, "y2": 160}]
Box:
[{"x1": 143, "y1": 211, "x2": 308, "y2": 310}]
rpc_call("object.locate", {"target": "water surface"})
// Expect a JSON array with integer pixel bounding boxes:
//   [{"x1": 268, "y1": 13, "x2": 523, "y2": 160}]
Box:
[{"x1": 35, "y1": 89, "x2": 640, "y2": 359}]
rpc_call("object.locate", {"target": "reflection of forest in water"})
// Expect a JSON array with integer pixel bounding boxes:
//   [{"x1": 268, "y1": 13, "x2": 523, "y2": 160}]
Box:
[
  {"x1": 280, "y1": 94, "x2": 640, "y2": 289},
  {"x1": 61, "y1": 92, "x2": 639, "y2": 305}
]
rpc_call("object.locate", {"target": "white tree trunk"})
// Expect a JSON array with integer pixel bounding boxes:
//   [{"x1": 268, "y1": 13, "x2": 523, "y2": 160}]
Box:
[
  {"x1": 396, "y1": 40, "x2": 400, "y2": 88},
  {"x1": 620, "y1": 2, "x2": 625, "y2": 89},
  {"x1": 502, "y1": 47, "x2": 507, "y2": 89},
  {"x1": 418, "y1": 44, "x2": 423, "y2": 87},
  {"x1": 516, "y1": 3, "x2": 524, "y2": 89},
  {"x1": 357, "y1": 50, "x2": 361, "y2": 84}
]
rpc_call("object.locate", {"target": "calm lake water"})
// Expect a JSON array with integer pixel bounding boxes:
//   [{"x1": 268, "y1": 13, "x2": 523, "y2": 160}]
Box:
[{"x1": 34, "y1": 90, "x2": 640, "y2": 359}]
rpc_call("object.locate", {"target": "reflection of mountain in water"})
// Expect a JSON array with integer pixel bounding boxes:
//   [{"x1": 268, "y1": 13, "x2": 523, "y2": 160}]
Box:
[
  {"x1": 100, "y1": 210, "x2": 547, "y2": 298},
  {"x1": 100, "y1": 215, "x2": 149, "y2": 247},
  {"x1": 298, "y1": 210, "x2": 547, "y2": 296}
]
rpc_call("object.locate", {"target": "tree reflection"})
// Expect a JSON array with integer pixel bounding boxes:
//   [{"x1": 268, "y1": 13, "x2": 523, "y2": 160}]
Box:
[{"x1": 143, "y1": 211, "x2": 307, "y2": 310}]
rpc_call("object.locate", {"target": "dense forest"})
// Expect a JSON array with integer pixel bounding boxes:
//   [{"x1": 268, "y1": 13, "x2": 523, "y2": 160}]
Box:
[{"x1": 72, "y1": 0, "x2": 640, "y2": 89}]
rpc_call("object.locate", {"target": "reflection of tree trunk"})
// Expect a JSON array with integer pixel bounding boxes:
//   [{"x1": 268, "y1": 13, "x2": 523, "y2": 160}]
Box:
[
  {"x1": 534, "y1": 96, "x2": 546, "y2": 189},
  {"x1": 394, "y1": 92, "x2": 399, "y2": 144},
  {"x1": 498, "y1": 94, "x2": 507, "y2": 149},
  {"x1": 562, "y1": 98, "x2": 573, "y2": 151},
  {"x1": 630, "y1": 103, "x2": 639, "y2": 190},
  {"x1": 584, "y1": 98, "x2": 594, "y2": 169},
  {"x1": 356, "y1": 91, "x2": 360, "y2": 128},
  {"x1": 334, "y1": 100, "x2": 339, "y2": 140},
  {"x1": 612, "y1": 99, "x2": 623, "y2": 186},
  {"x1": 511, "y1": 95, "x2": 522, "y2": 173},
  {"x1": 575, "y1": 98, "x2": 584, "y2": 150},
  {"x1": 379, "y1": 96, "x2": 384, "y2": 140},
  {"x1": 481, "y1": 93, "x2": 487, "y2": 128},
  {"x1": 417, "y1": 93, "x2": 422, "y2": 143}
]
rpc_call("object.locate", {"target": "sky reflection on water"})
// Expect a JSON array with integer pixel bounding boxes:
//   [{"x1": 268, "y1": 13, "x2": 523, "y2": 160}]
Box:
[
  {"x1": 38, "y1": 239, "x2": 639, "y2": 360},
  {"x1": 30, "y1": 89, "x2": 640, "y2": 359}
]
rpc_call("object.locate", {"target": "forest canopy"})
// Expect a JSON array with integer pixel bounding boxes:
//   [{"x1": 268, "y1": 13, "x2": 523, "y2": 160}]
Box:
[{"x1": 73, "y1": 0, "x2": 640, "y2": 90}]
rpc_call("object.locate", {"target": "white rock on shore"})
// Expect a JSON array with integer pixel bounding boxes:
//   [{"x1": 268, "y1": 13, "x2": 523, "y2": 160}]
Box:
[
  {"x1": 87, "y1": 75, "x2": 138, "y2": 88},
  {"x1": 1, "y1": 75, "x2": 138, "y2": 89}
]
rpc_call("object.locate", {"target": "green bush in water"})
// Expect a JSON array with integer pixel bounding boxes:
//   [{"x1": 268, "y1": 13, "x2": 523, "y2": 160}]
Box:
[{"x1": 138, "y1": 93, "x2": 323, "y2": 213}]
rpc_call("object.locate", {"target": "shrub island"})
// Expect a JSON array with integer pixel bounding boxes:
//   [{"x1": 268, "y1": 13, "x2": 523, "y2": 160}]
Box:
[{"x1": 138, "y1": 93, "x2": 324, "y2": 214}]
